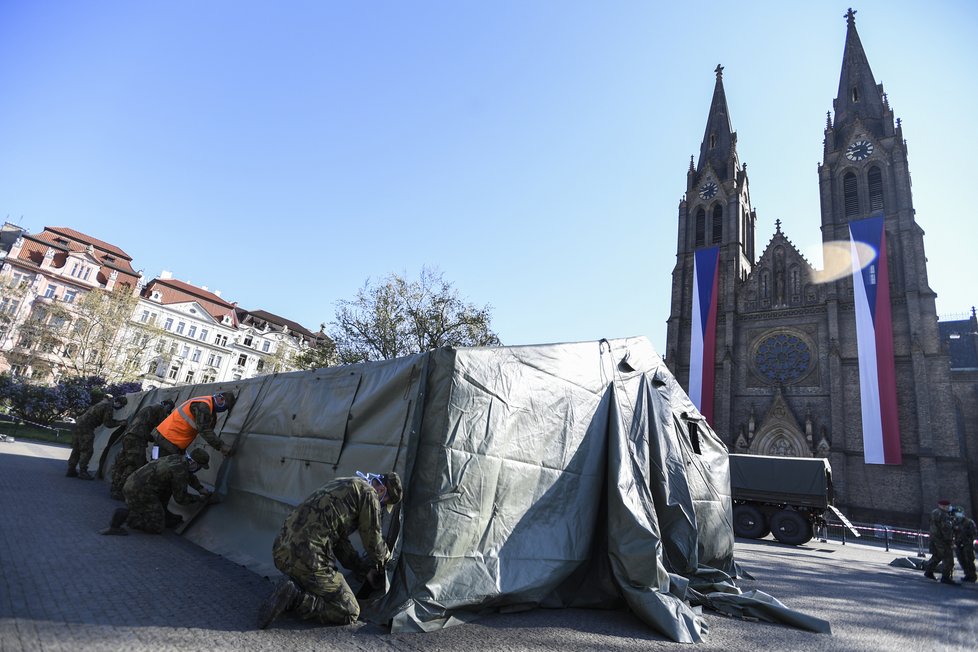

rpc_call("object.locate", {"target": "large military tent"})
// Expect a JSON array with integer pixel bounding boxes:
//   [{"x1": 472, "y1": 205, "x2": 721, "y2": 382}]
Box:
[{"x1": 94, "y1": 336, "x2": 829, "y2": 642}]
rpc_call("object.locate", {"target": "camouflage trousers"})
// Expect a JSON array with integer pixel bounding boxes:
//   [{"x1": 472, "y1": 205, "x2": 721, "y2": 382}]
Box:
[
  {"x1": 67, "y1": 428, "x2": 96, "y2": 472},
  {"x1": 271, "y1": 531, "x2": 360, "y2": 625},
  {"x1": 925, "y1": 540, "x2": 955, "y2": 579},
  {"x1": 123, "y1": 488, "x2": 171, "y2": 534},
  {"x1": 957, "y1": 544, "x2": 977, "y2": 580},
  {"x1": 111, "y1": 435, "x2": 149, "y2": 496}
]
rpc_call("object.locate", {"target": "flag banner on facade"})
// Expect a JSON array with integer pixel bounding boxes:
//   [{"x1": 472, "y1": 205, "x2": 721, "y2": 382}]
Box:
[
  {"x1": 689, "y1": 246, "x2": 719, "y2": 424},
  {"x1": 849, "y1": 216, "x2": 902, "y2": 465}
]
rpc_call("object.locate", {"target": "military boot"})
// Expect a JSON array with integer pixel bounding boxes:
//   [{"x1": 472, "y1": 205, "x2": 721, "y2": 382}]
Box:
[
  {"x1": 164, "y1": 510, "x2": 184, "y2": 528},
  {"x1": 66, "y1": 467, "x2": 78, "y2": 478},
  {"x1": 77, "y1": 469, "x2": 95, "y2": 480},
  {"x1": 257, "y1": 577, "x2": 301, "y2": 629},
  {"x1": 939, "y1": 576, "x2": 961, "y2": 586},
  {"x1": 100, "y1": 508, "x2": 130, "y2": 536}
]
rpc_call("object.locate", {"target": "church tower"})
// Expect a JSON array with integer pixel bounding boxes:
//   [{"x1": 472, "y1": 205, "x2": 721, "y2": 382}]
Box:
[
  {"x1": 663, "y1": 9, "x2": 972, "y2": 525},
  {"x1": 818, "y1": 8, "x2": 956, "y2": 517},
  {"x1": 666, "y1": 65, "x2": 757, "y2": 425}
]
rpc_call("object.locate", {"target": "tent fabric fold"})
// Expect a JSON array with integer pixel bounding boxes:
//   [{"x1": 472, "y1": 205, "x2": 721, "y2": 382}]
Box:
[{"x1": 92, "y1": 336, "x2": 829, "y2": 642}]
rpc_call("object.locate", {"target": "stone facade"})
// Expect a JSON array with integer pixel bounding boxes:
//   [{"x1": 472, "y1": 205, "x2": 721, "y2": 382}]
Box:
[{"x1": 666, "y1": 12, "x2": 977, "y2": 528}]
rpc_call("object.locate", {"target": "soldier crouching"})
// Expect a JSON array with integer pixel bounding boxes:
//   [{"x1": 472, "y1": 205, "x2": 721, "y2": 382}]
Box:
[{"x1": 257, "y1": 471, "x2": 403, "y2": 629}]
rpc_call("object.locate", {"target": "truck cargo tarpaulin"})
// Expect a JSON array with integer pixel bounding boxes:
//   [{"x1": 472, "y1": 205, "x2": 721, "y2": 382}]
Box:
[{"x1": 93, "y1": 336, "x2": 830, "y2": 641}]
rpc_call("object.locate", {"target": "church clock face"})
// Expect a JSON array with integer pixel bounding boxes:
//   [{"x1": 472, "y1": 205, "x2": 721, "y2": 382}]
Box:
[
  {"x1": 845, "y1": 139, "x2": 874, "y2": 161},
  {"x1": 698, "y1": 182, "x2": 718, "y2": 200},
  {"x1": 754, "y1": 333, "x2": 812, "y2": 384}
]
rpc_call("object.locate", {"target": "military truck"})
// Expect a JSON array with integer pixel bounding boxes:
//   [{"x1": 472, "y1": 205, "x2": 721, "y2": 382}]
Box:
[{"x1": 729, "y1": 453, "x2": 852, "y2": 546}]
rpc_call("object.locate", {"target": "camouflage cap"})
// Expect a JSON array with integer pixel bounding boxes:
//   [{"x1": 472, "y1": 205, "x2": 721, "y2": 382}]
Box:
[
  {"x1": 381, "y1": 472, "x2": 402, "y2": 512},
  {"x1": 189, "y1": 448, "x2": 210, "y2": 469}
]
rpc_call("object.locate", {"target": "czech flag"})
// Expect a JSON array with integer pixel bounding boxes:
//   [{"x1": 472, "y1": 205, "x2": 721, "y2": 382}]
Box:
[
  {"x1": 849, "y1": 216, "x2": 902, "y2": 465},
  {"x1": 689, "y1": 246, "x2": 719, "y2": 424}
]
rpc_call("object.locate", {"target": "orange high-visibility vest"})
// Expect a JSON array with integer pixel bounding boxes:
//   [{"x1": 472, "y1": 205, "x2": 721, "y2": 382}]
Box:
[{"x1": 156, "y1": 395, "x2": 215, "y2": 449}]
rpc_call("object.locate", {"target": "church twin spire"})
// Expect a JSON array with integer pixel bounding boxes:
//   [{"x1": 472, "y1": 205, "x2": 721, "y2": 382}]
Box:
[{"x1": 695, "y1": 63, "x2": 737, "y2": 182}]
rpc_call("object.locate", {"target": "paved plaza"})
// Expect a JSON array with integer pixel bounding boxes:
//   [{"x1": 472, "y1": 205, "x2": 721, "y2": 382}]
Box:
[{"x1": 1, "y1": 439, "x2": 975, "y2": 651}]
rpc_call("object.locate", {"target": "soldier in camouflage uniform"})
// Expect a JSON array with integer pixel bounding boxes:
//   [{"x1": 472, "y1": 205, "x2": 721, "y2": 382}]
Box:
[
  {"x1": 257, "y1": 471, "x2": 403, "y2": 629},
  {"x1": 952, "y1": 508, "x2": 977, "y2": 583},
  {"x1": 109, "y1": 399, "x2": 175, "y2": 500},
  {"x1": 100, "y1": 449, "x2": 212, "y2": 536},
  {"x1": 66, "y1": 395, "x2": 128, "y2": 480},
  {"x1": 924, "y1": 499, "x2": 959, "y2": 585}
]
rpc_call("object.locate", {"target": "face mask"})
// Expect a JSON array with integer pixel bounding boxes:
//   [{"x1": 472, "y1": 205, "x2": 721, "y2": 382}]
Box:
[
  {"x1": 186, "y1": 456, "x2": 200, "y2": 473},
  {"x1": 213, "y1": 395, "x2": 228, "y2": 413}
]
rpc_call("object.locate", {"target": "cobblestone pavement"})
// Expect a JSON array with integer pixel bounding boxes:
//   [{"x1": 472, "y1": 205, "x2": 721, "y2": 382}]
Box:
[{"x1": 2, "y1": 439, "x2": 976, "y2": 651}]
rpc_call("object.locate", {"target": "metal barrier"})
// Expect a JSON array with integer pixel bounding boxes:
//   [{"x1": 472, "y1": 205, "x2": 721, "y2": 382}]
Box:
[{"x1": 822, "y1": 518, "x2": 936, "y2": 557}]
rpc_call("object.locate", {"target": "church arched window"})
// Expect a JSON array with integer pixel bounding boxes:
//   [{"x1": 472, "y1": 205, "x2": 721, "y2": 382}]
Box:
[
  {"x1": 761, "y1": 271, "x2": 770, "y2": 298},
  {"x1": 844, "y1": 172, "x2": 859, "y2": 218},
  {"x1": 695, "y1": 208, "x2": 705, "y2": 247},
  {"x1": 790, "y1": 266, "x2": 800, "y2": 295},
  {"x1": 868, "y1": 166, "x2": 884, "y2": 212},
  {"x1": 712, "y1": 205, "x2": 722, "y2": 244}
]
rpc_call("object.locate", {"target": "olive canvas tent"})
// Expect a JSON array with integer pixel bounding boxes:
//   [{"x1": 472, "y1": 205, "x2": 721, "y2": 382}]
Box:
[{"x1": 94, "y1": 336, "x2": 829, "y2": 642}]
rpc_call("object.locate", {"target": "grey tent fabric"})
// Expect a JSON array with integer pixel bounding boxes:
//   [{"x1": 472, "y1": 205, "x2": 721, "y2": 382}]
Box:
[{"x1": 92, "y1": 336, "x2": 829, "y2": 643}]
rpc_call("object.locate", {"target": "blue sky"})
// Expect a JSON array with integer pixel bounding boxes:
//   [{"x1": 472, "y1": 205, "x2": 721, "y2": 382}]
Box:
[{"x1": 1, "y1": 1, "x2": 976, "y2": 352}]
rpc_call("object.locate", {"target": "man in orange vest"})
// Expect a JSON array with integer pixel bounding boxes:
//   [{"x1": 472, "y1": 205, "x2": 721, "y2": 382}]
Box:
[{"x1": 151, "y1": 391, "x2": 237, "y2": 458}]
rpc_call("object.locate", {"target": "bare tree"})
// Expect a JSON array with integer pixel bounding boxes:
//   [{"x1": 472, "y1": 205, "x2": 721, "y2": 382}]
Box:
[{"x1": 331, "y1": 267, "x2": 500, "y2": 364}]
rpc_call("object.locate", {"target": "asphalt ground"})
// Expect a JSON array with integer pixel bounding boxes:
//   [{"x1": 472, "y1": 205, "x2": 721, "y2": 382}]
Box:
[{"x1": 2, "y1": 438, "x2": 976, "y2": 651}]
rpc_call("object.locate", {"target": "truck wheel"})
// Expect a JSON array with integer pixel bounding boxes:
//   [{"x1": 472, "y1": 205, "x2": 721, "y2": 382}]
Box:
[
  {"x1": 770, "y1": 510, "x2": 812, "y2": 545},
  {"x1": 733, "y1": 505, "x2": 769, "y2": 539}
]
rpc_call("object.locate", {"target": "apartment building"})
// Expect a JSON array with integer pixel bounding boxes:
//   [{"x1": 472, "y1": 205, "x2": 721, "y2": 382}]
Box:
[{"x1": 0, "y1": 224, "x2": 141, "y2": 381}]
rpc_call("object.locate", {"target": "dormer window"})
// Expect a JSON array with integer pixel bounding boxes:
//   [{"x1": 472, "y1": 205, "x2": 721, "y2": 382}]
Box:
[
  {"x1": 851, "y1": 87, "x2": 859, "y2": 103},
  {"x1": 222, "y1": 315, "x2": 232, "y2": 325},
  {"x1": 709, "y1": 133, "x2": 717, "y2": 148},
  {"x1": 151, "y1": 290, "x2": 162, "y2": 301},
  {"x1": 55, "y1": 237, "x2": 69, "y2": 246}
]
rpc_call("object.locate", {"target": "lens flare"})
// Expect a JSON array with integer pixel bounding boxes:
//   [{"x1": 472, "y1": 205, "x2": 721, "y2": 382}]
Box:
[{"x1": 810, "y1": 240, "x2": 877, "y2": 284}]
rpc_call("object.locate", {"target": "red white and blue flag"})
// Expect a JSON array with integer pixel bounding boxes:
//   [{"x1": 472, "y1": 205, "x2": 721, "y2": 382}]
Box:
[
  {"x1": 689, "y1": 246, "x2": 719, "y2": 424},
  {"x1": 849, "y1": 216, "x2": 902, "y2": 465}
]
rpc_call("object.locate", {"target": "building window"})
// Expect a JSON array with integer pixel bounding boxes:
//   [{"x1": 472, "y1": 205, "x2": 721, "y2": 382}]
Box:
[
  {"x1": 176, "y1": 321, "x2": 185, "y2": 335},
  {"x1": 200, "y1": 329, "x2": 208, "y2": 341},
  {"x1": 0, "y1": 298, "x2": 19, "y2": 315},
  {"x1": 168, "y1": 365, "x2": 179, "y2": 380},
  {"x1": 262, "y1": 340, "x2": 270, "y2": 352},
  {"x1": 711, "y1": 205, "x2": 722, "y2": 244},
  {"x1": 844, "y1": 172, "x2": 859, "y2": 217},
  {"x1": 851, "y1": 87, "x2": 859, "y2": 102},
  {"x1": 243, "y1": 335, "x2": 253, "y2": 347},
  {"x1": 191, "y1": 349, "x2": 201, "y2": 362},
  {"x1": 12, "y1": 271, "x2": 30, "y2": 287},
  {"x1": 215, "y1": 355, "x2": 222, "y2": 367},
  {"x1": 185, "y1": 370, "x2": 195, "y2": 383},
  {"x1": 709, "y1": 133, "x2": 717, "y2": 148},
  {"x1": 83, "y1": 268, "x2": 91, "y2": 280},
  {"x1": 181, "y1": 345, "x2": 190, "y2": 358},
  {"x1": 256, "y1": 359, "x2": 265, "y2": 372},
  {"x1": 164, "y1": 317, "x2": 174, "y2": 331},
  {"x1": 169, "y1": 342, "x2": 178, "y2": 355},
  {"x1": 63, "y1": 289, "x2": 77, "y2": 303},
  {"x1": 140, "y1": 310, "x2": 150, "y2": 323},
  {"x1": 761, "y1": 271, "x2": 770, "y2": 298},
  {"x1": 44, "y1": 284, "x2": 57, "y2": 299},
  {"x1": 188, "y1": 325, "x2": 197, "y2": 338},
  {"x1": 868, "y1": 167, "x2": 884, "y2": 212},
  {"x1": 694, "y1": 208, "x2": 706, "y2": 247},
  {"x1": 202, "y1": 372, "x2": 215, "y2": 384},
  {"x1": 237, "y1": 354, "x2": 248, "y2": 366},
  {"x1": 207, "y1": 353, "x2": 216, "y2": 366}
]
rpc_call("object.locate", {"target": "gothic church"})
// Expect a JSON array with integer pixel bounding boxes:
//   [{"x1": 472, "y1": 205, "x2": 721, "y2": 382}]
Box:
[{"x1": 665, "y1": 10, "x2": 977, "y2": 527}]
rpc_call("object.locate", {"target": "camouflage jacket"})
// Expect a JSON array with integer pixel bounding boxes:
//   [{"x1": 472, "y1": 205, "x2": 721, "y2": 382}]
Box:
[
  {"x1": 956, "y1": 518, "x2": 977, "y2": 546},
  {"x1": 186, "y1": 400, "x2": 224, "y2": 451},
  {"x1": 930, "y1": 508, "x2": 954, "y2": 544},
  {"x1": 281, "y1": 476, "x2": 389, "y2": 570},
  {"x1": 123, "y1": 404, "x2": 169, "y2": 443},
  {"x1": 123, "y1": 453, "x2": 205, "y2": 504},
  {"x1": 76, "y1": 399, "x2": 125, "y2": 433}
]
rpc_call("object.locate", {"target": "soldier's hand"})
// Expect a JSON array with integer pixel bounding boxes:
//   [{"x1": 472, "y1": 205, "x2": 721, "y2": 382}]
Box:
[{"x1": 365, "y1": 568, "x2": 384, "y2": 590}]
